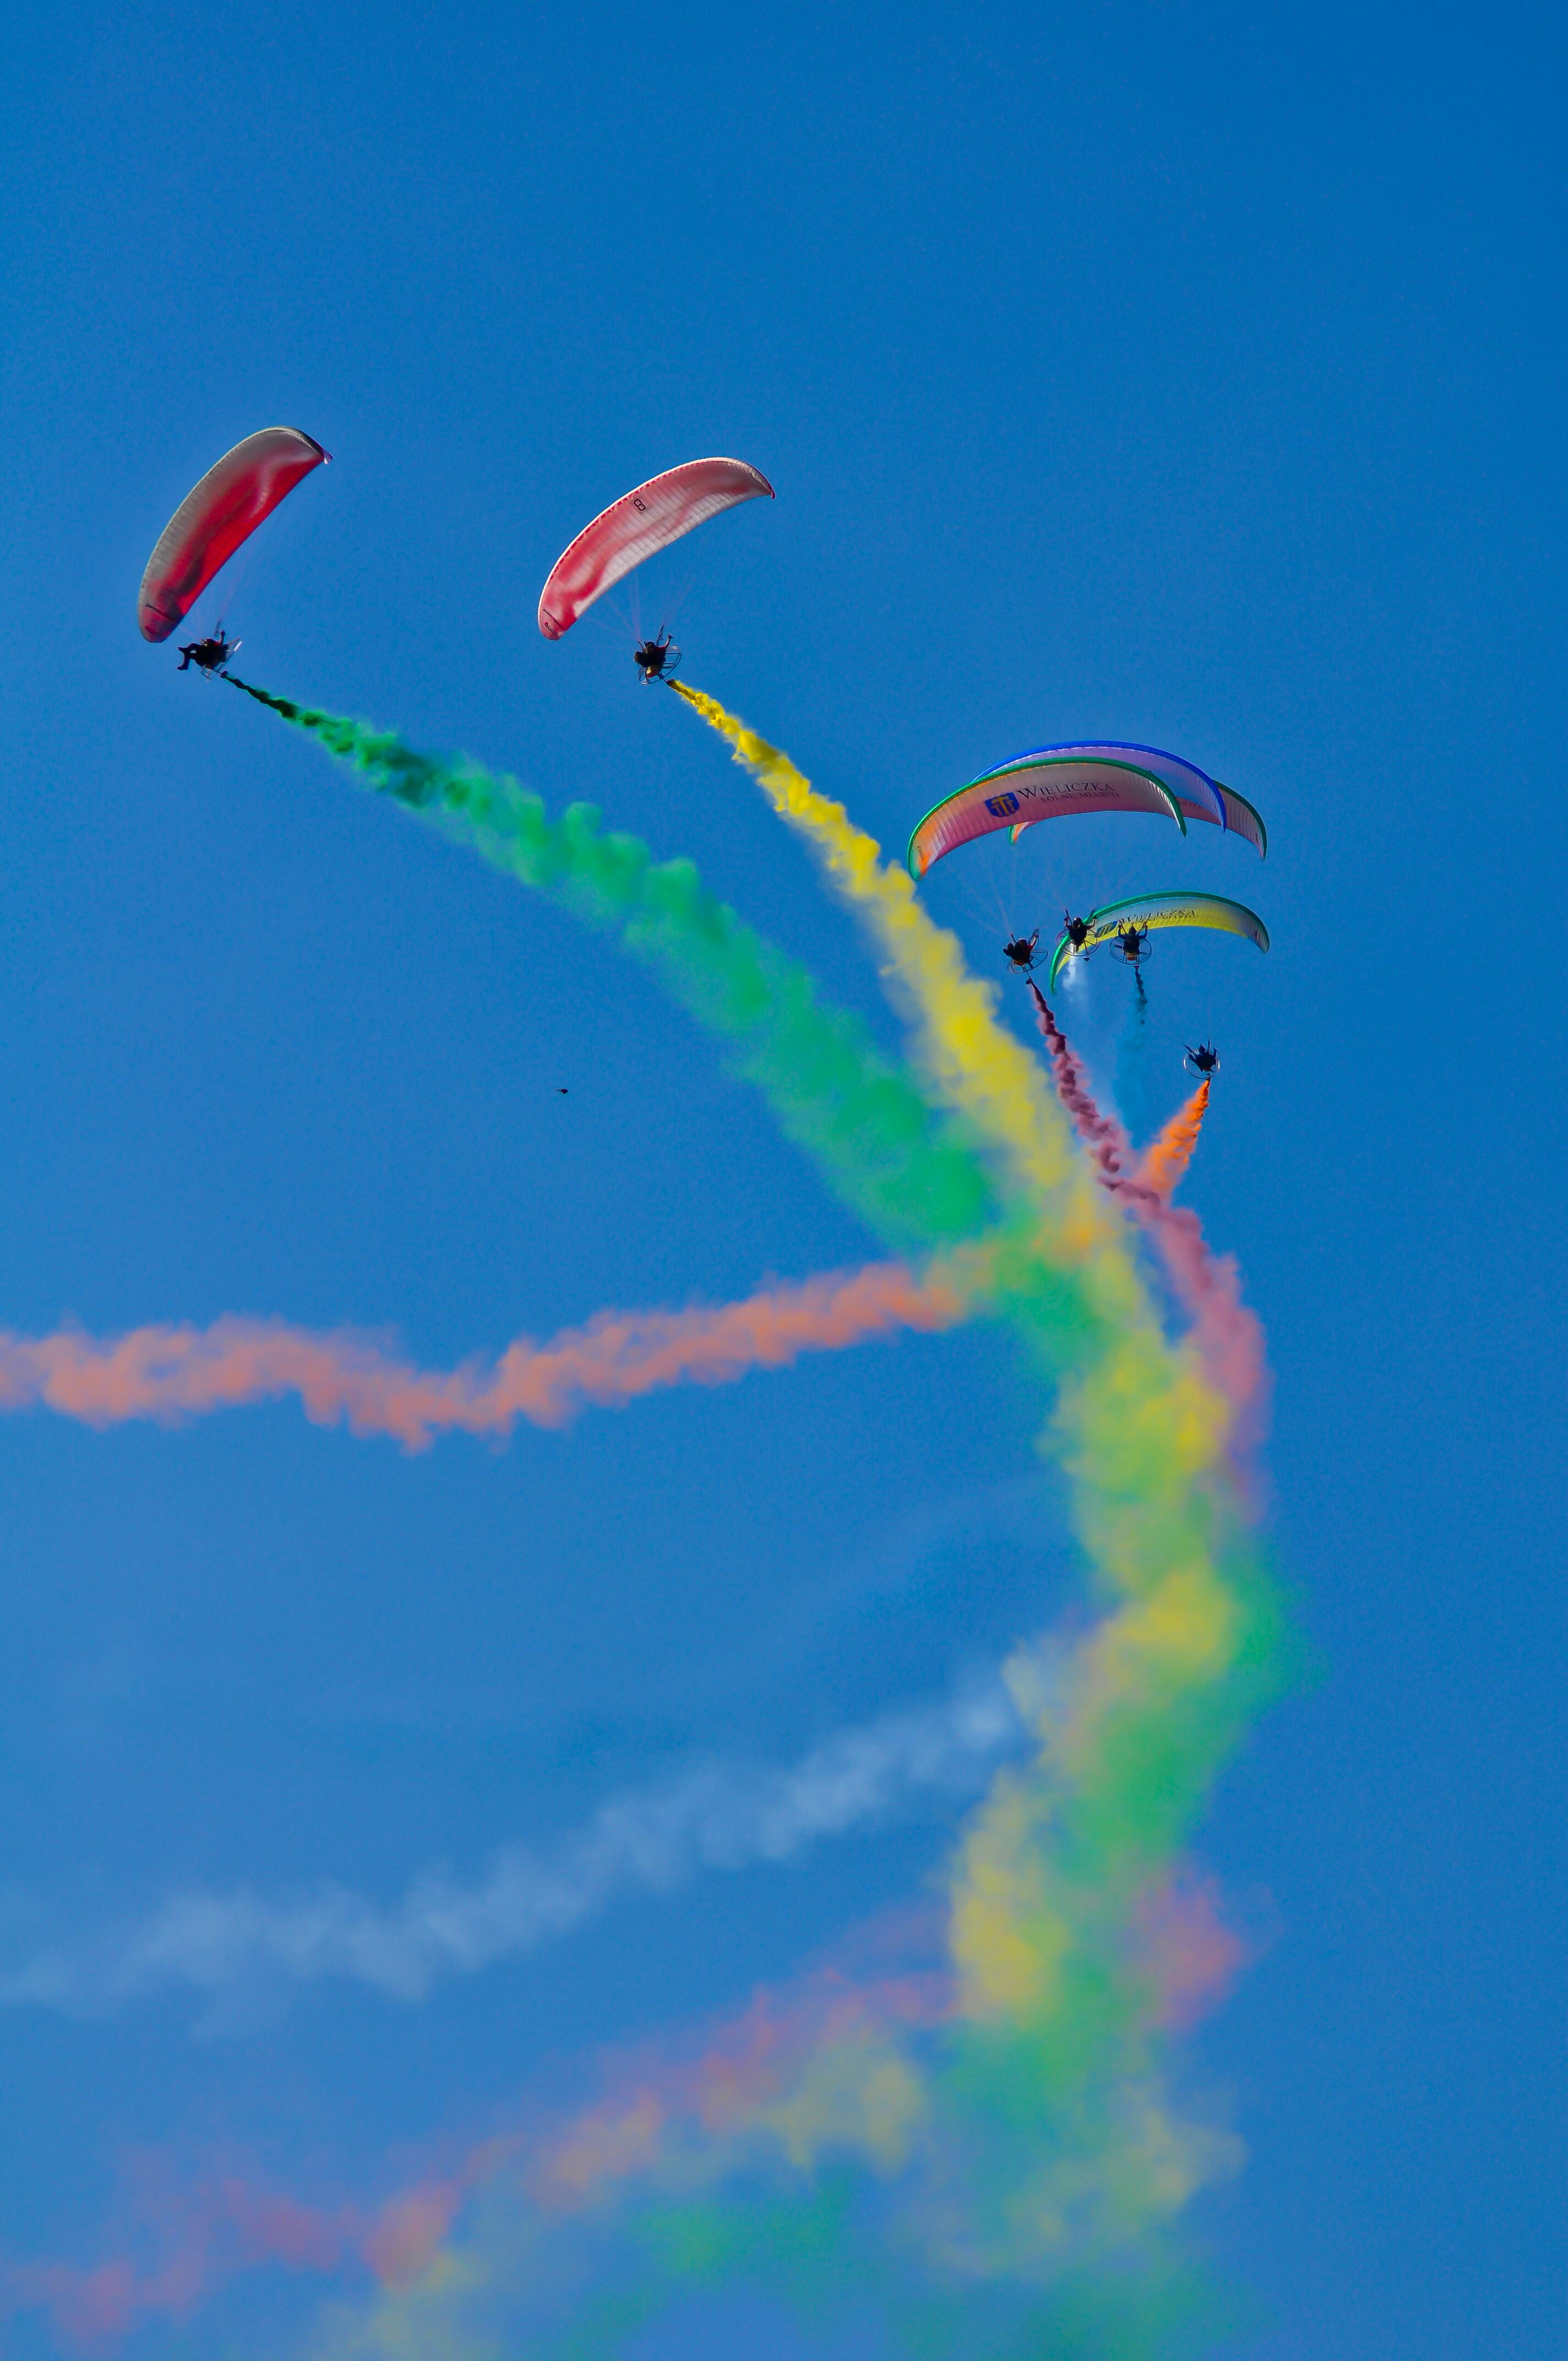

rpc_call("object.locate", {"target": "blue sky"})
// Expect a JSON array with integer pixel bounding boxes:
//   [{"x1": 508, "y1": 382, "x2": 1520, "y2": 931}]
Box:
[{"x1": 0, "y1": 2, "x2": 1562, "y2": 2355}]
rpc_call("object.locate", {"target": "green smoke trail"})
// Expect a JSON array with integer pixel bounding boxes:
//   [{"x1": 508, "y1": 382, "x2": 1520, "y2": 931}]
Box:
[
  {"x1": 224, "y1": 680, "x2": 1133, "y2": 1380},
  {"x1": 225, "y1": 678, "x2": 994, "y2": 1255},
  {"x1": 225, "y1": 680, "x2": 1284, "y2": 2361}
]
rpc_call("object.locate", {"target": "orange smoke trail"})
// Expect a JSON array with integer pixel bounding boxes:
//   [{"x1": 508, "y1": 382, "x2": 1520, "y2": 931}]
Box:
[
  {"x1": 1137, "y1": 1080, "x2": 1210, "y2": 1200},
  {"x1": 0, "y1": 1265, "x2": 965, "y2": 1451}
]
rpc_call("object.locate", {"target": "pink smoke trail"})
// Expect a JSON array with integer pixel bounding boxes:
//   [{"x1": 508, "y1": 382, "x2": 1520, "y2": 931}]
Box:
[
  {"x1": 1026, "y1": 981, "x2": 1152, "y2": 1206},
  {"x1": 3, "y1": 2174, "x2": 360, "y2": 2351},
  {"x1": 1139, "y1": 1192, "x2": 1268, "y2": 1443},
  {"x1": 0, "y1": 1265, "x2": 964, "y2": 1452},
  {"x1": 532, "y1": 1968, "x2": 950, "y2": 2206},
  {"x1": 1134, "y1": 1870, "x2": 1250, "y2": 2033},
  {"x1": 6, "y1": 1936, "x2": 946, "y2": 2350},
  {"x1": 0, "y1": 2139, "x2": 532, "y2": 2352},
  {"x1": 1, "y1": 1866, "x2": 1245, "y2": 2353},
  {"x1": 1027, "y1": 984, "x2": 1267, "y2": 1440},
  {"x1": 0, "y1": 1946, "x2": 941, "y2": 2351}
]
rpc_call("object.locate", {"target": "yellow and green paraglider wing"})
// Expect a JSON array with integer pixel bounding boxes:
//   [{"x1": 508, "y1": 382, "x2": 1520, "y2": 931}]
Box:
[{"x1": 1048, "y1": 891, "x2": 1270, "y2": 992}]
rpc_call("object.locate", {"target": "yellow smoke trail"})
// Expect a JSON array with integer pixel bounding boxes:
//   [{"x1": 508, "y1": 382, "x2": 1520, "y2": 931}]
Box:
[
  {"x1": 1137, "y1": 1080, "x2": 1211, "y2": 1200},
  {"x1": 671, "y1": 682, "x2": 1144, "y2": 1326},
  {"x1": 670, "y1": 685, "x2": 1253, "y2": 2049}
]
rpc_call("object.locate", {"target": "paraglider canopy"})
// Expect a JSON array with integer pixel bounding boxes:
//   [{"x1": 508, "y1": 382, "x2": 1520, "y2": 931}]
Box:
[
  {"x1": 910, "y1": 747, "x2": 1190, "y2": 879},
  {"x1": 1020, "y1": 776, "x2": 1266, "y2": 858},
  {"x1": 538, "y1": 458, "x2": 774, "y2": 640},
  {"x1": 908, "y1": 742, "x2": 1267, "y2": 879},
  {"x1": 1174, "y1": 781, "x2": 1266, "y2": 857},
  {"x1": 1047, "y1": 891, "x2": 1270, "y2": 992},
  {"x1": 138, "y1": 427, "x2": 329, "y2": 643}
]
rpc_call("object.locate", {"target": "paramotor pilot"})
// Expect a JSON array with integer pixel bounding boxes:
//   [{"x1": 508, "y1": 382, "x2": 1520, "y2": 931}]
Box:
[
  {"x1": 176, "y1": 632, "x2": 239, "y2": 676},
  {"x1": 634, "y1": 630, "x2": 680, "y2": 683}
]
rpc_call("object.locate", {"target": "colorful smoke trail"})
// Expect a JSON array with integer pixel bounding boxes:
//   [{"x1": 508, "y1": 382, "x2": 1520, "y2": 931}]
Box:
[
  {"x1": 669, "y1": 682, "x2": 1124, "y2": 1290},
  {"x1": 224, "y1": 678, "x2": 997, "y2": 1254},
  {"x1": 1141, "y1": 1082, "x2": 1211, "y2": 1201},
  {"x1": 80, "y1": 675, "x2": 1286, "y2": 2359},
  {"x1": 1025, "y1": 976, "x2": 1144, "y2": 1201},
  {"x1": 0, "y1": 1261, "x2": 965, "y2": 1449},
  {"x1": 1026, "y1": 984, "x2": 1266, "y2": 1451}
]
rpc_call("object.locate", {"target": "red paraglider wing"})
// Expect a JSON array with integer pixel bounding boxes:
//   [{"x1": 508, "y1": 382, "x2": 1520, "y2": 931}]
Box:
[
  {"x1": 138, "y1": 427, "x2": 330, "y2": 642},
  {"x1": 538, "y1": 457, "x2": 774, "y2": 639}
]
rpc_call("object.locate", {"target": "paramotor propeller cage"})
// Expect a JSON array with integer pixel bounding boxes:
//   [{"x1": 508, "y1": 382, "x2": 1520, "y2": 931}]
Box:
[{"x1": 634, "y1": 630, "x2": 680, "y2": 684}]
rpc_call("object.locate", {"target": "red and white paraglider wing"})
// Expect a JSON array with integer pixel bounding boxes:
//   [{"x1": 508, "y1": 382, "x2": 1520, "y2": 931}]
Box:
[
  {"x1": 538, "y1": 457, "x2": 774, "y2": 639},
  {"x1": 1212, "y1": 785, "x2": 1267, "y2": 857},
  {"x1": 138, "y1": 427, "x2": 329, "y2": 643},
  {"x1": 907, "y1": 755, "x2": 1185, "y2": 879},
  {"x1": 1164, "y1": 782, "x2": 1267, "y2": 856}
]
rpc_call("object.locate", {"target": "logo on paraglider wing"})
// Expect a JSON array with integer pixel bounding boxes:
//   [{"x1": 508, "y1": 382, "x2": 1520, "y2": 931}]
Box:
[{"x1": 984, "y1": 792, "x2": 1021, "y2": 817}]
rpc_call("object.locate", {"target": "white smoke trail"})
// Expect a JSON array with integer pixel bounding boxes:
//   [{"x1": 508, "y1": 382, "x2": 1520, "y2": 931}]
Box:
[{"x1": 0, "y1": 1661, "x2": 1048, "y2": 2025}]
